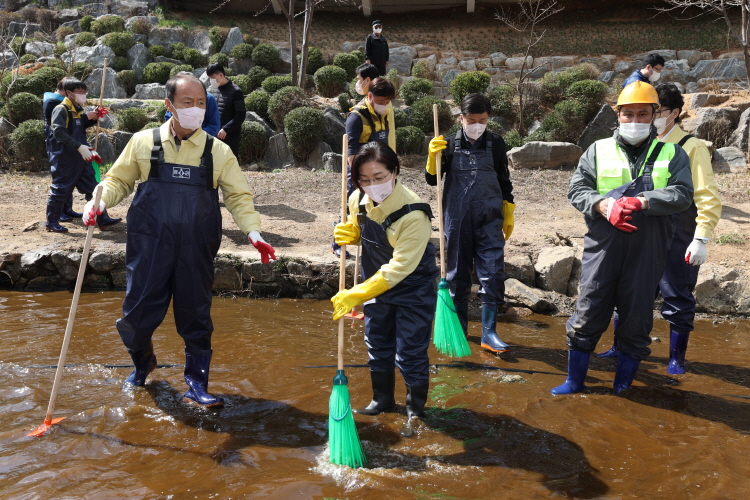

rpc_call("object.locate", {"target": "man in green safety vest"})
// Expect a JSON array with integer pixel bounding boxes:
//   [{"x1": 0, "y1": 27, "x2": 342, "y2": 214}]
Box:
[{"x1": 552, "y1": 81, "x2": 694, "y2": 396}]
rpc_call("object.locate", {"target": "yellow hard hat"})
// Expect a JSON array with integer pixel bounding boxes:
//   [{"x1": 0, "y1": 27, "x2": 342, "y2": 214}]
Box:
[{"x1": 617, "y1": 81, "x2": 660, "y2": 109}]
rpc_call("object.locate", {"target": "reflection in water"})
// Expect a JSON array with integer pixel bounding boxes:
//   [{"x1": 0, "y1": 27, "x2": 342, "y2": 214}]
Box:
[{"x1": 1, "y1": 291, "x2": 750, "y2": 498}]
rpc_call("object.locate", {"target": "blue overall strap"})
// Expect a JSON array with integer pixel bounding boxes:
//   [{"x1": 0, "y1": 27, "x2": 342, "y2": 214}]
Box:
[
  {"x1": 381, "y1": 203, "x2": 433, "y2": 231},
  {"x1": 453, "y1": 130, "x2": 462, "y2": 152},
  {"x1": 639, "y1": 141, "x2": 665, "y2": 191},
  {"x1": 200, "y1": 135, "x2": 214, "y2": 191},
  {"x1": 677, "y1": 134, "x2": 693, "y2": 147},
  {"x1": 149, "y1": 127, "x2": 163, "y2": 179}
]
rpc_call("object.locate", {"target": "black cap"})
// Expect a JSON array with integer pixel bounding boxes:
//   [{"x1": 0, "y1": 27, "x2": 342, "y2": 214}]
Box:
[{"x1": 372, "y1": 20, "x2": 382, "y2": 27}]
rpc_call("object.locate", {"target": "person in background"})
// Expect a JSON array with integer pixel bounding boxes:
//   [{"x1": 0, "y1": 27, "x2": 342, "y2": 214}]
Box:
[
  {"x1": 206, "y1": 62, "x2": 246, "y2": 157},
  {"x1": 622, "y1": 53, "x2": 665, "y2": 87},
  {"x1": 597, "y1": 83, "x2": 722, "y2": 375},
  {"x1": 45, "y1": 78, "x2": 121, "y2": 233},
  {"x1": 425, "y1": 93, "x2": 515, "y2": 354},
  {"x1": 365, "y1": 20, "x2": 389, "y2": 76},
  {"x1": 83, "y1": 73, "x2": 276, "y2": 408},
  {"x1": 332, "y1": 141, "x2": 438, "y2": 422}
]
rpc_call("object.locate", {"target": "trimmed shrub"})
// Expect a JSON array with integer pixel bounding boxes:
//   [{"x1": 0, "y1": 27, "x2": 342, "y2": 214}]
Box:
[
  {"x1": 79, "y1": 15, "x2": 93, "y2": 33},
  {"x1": 45, "y1": 59, "x2": 67, "y2": 71},
  {"x1": 2, "y1": 74, "x2": 47, "y2": 98},
  {"x1": 116, "y1": 107, "x2": 150, "y2": 133},
  {"x1": 566, "y1": 79, "x2": 610, "y2": 117},
  {"x1": 91, "y1": 15, "x2": 125, "y2": 37},
  {"x1": 230, "y1": 43, "x2": 254, "y2": 60},
  {"x1": 394, "y1": 107, "x2": 409, "y2": 128},
  {"x1": 128, "y1": 17, "x2": 153, "y2": 36},
  {"x1": 488, "y1": 84, "x2": 517, "y2": 124},
  {"x1": 72, "y1": 62, "x2": 94, "y2": 81},
  {"x1": 33, "y1": 66, "x2": 66, "y2": 92},
  {"x1": 19, "y1": 54, "x2": 36, "y2": 65},
  {"x1": 412, "y1": 60, "x2": 434, "y2": 80},
  {"x1": 8, "y1": 92, "x2": 42, "y2": 124},
  {"x1": 252, "y1": 43, "x2": 281, "y2": 72},
  {"x1": 183, "y1": 48, "x2": 206, "y2": 67},
  {"x1": 238, "y1": 121, "x2": 268, "y2": 163},
  {"x1": 531, "y1": 99, "x2": 586, "y2": 143},
  {"x1": 540, "y1": 63, "x2": 601, "y2": 108},
  {"x1": 208, "y1": 26, "x2": 229, "y2": 53},
  {"x1": 386, "y1": 68, "x2": 401, "y2": 93},
  {"x1": 314, "y1": 65, "x2": 348, "y2": 98},
  {"x1": 140, "y1": 121, "x2": 160, "y2": 130},
  {"x1": 149, "y1": 44, "x2": 166, "y2": 59},
  {"x1": 247, "y1": 66, "x2": 271, "y2": 91},
  {"x1": 245, "y1": 89, "x2": 271, "y2": 123},
  {"x1": 411, "y1": 96, "x2": 452, "y2": 134},
  {"x1": 268, "y1": 85, "x2": 306, "y2": 130},
  {"x1": 298, "y1": 47, "x2": 326, "y2": 75},
  {"x1": 10, "y1": 119, "x2": 45, "y2": 168},
  {"x1": 232, "y1": 74, "x2": 253, "y2": 94},
  {"x1": 118, "y1": 70, "x2": 137, "y2": 96},
  {"x1": 449, "y1": 71, "x2": 491, "y2": 104},
  {"x1": 261, "y1": 75, "x2": 293, "y2": 95},
  {"x1": 75, "y1": 31, "x2": 97, "y2": 47},
  {"x1": 333, "y1": 52, "x2": 360, "y2": 80},
  {"x1": 350, "y1": 49, "x2": 365, "y2": 66},
  {"x1": 143, "y1": 62, "x2": 174, "y2": 85},
  {"x1": 400, "y1": 77, "x2": 432, "y2": 106},
  {"x1": 154, "y1": 103, "x2": 167, "y2": 123},
  {"x1": 102, "y1": 32, "x2": 134, "y2": 57},
  {"x1": 284, "y1": 106, "x2": 325, "y2": 161},
  {"x1": 395, "y1": 126, "x2": 424, "y2": 155},
  {"x1": 56, "y1": 26, "x2": 75, "y2": 43},
  {"x1": 337, "y1": 93, "x2": 352, "y2": 113},
  {"x1": 209, "y1": 52, "x2": 229, "y2": 67},
  {"x1": 53, "y1": 42, "x2": 66, "y2": 58},
  {"x1": 170, "y1": 42, "x2": 188, "y2": 60},
  {"x1": 169, "y1": 64, "x2": 194, "y2": 78},
  {"x1": 503, "y1": 129, "x2": 524, "y2": 149},
  {"x1": 111, "y1": 56, "x2": 130, "y2": 72},
  {"x1": 10, "y1": 37, "x2": 25, "y2": 57}
]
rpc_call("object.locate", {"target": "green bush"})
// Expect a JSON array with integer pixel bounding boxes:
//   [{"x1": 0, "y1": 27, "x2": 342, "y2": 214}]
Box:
[
  {"x1": 298, "y1": 47, "x2": 326, "y2": 75},
  {"x1": 8, "y1": 92, "x2": 42, "y2": 124},
  {"x1": 245, "y1": 89, "x2": 271, "y2": 123},
  {"x1": 79, "y1": 15, "x2": 93, "y2": 33},
  {"x1": 102, "y1": 32, "x2": 134, "y2": 57},
  {"x1": 332, "y1": 52, "x2": 360, "y2": 80},
  {"x1": 2, "y1": 74, "x2": 47, "y2": 98},
  {"x1": 149, "y1": 45, "x2": 166, "y2": 59},
  {"x1": 386, "y1": 68, "x2": 401, "y2": 93},
  {"x1": 116, "y1": 107, "x2": 151, "y2": 133},
  {"x1": 238, "y1": 121, "x2": 268, "y2": 163},
  {"x1": 10, "y1": 37, "x2": 25, "y2": 57},
  {"x1": 488, "y1": 84, "x2": 517, "y2": 124},
  {"x1": 170, "y1": 42, "x2": 188, "y2": 60},
  {"x1": 140, "y1": 121, "x2": 160, "y2": 130},
  {"x1": 183, "y1": 48, "x2": 206, "y2": 68},
  {"x1": 143, "y1": 62, "x2": 174, "y2": 85},
  {"x1": 350, "y1": 50, "x2": 365, "y2": 66},
  {"x1": 411, "y1": 96, "x2": 452, "y2": 134},
  {"x1": 19, "y1": 54, "x2": 36, "y2": 65},
  {"x1": 56, "y1": 26, "x2": 75, "y2": 43},
  {"x1": 247, "y1": 66, "x2": 271, "y2": 91},
  {"x1": 540, "y1": 63, "x2": 601, "y2": 108},
  {"x1": 45, "y1": 59, "x2": 67, "y2": 71},
  {"x1": 128, "y1": 17, "x2": 153, "y2": 36},
  {"x1": 169, "y1": 64, "x2": 194, "y2": 78},
  {"x1": 154, "y1": 103, "x2": 167, "y2": 123},
  {"x1": 208, "y1": 26, "x2": 229, "y2": 53},
  {"x1": 284, "y1": 106, "x2": 324, "y2": 161},
  {"x1": 72, "y1": 62, "x2": 94, "y2": 81},
  {"x1": 232, "y1": 74, "x2": 253, "y2": 94},
  {"x1": 314, "y1": 65, "x2": 348, "y2": 98},
  {"x1": 33, "y1": 66, "x2": 66, "y2": 92},
  {"x1": 268, "y1": 85, "x2": 306, "y2": 131},
  {"x1": 91, "y1": 15, "x2": 125, "y2": 37},
  {"x1": 230, "y1": 43, "x2": 254, "y2": 60},
  {"x1": 209, "y1": 52, "x2": 229, "y2": 67},
  {"x1": 394, "y1": 107, "x2": 409, "y2": 128},
  {"x1": 75, "y1": 31, "x2": 97, "y2": 47},
  {"x1": 411, "y1": 60, "x2": 433, "y2": 80},
  {"x1": 118, "y1": 70, "x2": 137, "y2": 96},
  {"x1": 395, "y1": 126, "x2": 424, "y2": 155},
  {"x1": 10, "y1": 119, "x2": 45, "y2": 168},
  {"x1": 111, "y1": 56, "x2": 130, "y2": 72},
  {"x1": 503, "y1": 129, "x2": 524, "y2": 149},
  {"x1": 449, "y1": 71, "x2": 491, "y2": 104},
  {"x1": 400, "y1": 77, "x2": 432, "y2": 106},
  {"x1": 531, "y1": 99, "x2": 586, "y2": 143},
  {"x1": 53, "y1": 41, "x2": 66, "y2": 58},
  {"x1": 566, "y1": 79, "x2": 609, "y2": 117},
  {"x1": 252, "y1": 43, "x2": 281, "y2": 72},
  {"x1": 261, "y1": 75, "x2": 293, "y2": 95},
  {"x1": 337, "y1": 93, "x2": 352, "y2": 114}
]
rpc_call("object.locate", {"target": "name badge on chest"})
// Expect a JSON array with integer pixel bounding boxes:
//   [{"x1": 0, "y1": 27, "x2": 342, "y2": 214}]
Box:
[
  {"x1": 173, "y1": 167, "x2": 191, "y2": 179},
  {"x1": 469, "y1": 154, "x2": 477, "y2": 165},
  {"x1": 379, "y1": 131, "x2": 387, "y2": 140},
  {"x1": 75, "y1": 119, "x2": 82, "y2": 126}
]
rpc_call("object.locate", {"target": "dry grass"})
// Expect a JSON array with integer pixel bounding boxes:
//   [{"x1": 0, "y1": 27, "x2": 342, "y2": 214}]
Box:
[{"x1": 715, "y1": 172, "x2": 750, "y2": 201}]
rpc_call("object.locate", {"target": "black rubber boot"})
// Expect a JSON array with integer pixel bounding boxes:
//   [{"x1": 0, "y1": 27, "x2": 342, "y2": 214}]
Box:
[
  {"x1": 123, "y1": 343, "x2": 157, "y2": 388},
  {"x1": 183, "y1": 350, "x2": 224, "y2": 408},
  {"x1": 355, "y1": 370, "x2": 396, "y2": 415},
  {"x1": 97, "y1": 209, "x2": 122, "y2": 230},
  {"x1": 405, "y1": 382, "x2": 429, "y2": 420},
  {"x1": 45, "y1": 200, "x2": 68, "y2": 233},
  {"x1": 480, "y1": 306, "x2": 510, "y2": 353},
  {"x1": 60, "y1": 197, "x2": 82, "y2": 222}
]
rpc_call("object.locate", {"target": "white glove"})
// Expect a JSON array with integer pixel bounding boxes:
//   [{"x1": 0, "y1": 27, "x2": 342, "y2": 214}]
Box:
[
  {"x1": 248, "y1": 230, "x2": 266, "y2": 245},
  {"x1": 685, "y1": 239, "x2": 707, "y2": 266},
  {"x1": 78, "y1": 144, "x2": 93, "y2": 161},
  {"x1": 83, "y1": 199, "x2": 106, "y2": 226}
]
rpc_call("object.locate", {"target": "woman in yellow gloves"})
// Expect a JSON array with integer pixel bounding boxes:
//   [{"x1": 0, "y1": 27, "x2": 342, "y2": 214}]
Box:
[
  {"x1": 425, "y1": 93, "x2": 515, "y2": 353},
  {"x1": 331, "y1": 141, "x2": 438, "y2": 421}
]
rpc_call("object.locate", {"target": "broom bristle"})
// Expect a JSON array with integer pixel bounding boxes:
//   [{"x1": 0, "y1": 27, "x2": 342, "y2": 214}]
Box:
[
  {"x1": 328, "y1": 380, "x2": 366, "y2": 468},
  {"x1": 433, "y1": 283, "x2": 471, "y2": 358}
]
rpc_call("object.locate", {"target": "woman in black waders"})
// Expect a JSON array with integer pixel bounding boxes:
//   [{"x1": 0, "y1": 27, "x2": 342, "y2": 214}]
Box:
[{"x1": 331, "y1": 141, "x2": 438, "y2": 422}]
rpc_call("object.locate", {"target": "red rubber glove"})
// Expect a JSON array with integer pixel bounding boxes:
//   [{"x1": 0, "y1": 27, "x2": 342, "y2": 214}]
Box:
[
  {"x1": 248, "y1": 231, "x2": 276, "y2": 264},
  {"x1": 619, "y1": 196, "x2": 643, "y2": 211},
  {"x1": 607, "y1": 198, "x2": 639, "y2": 233},
  {"x1": 89, "y1": 148, "x2": 102, "y2": 163},
  {"x1": 97, "y1": 107, "x2": 109, "y2": 118}
]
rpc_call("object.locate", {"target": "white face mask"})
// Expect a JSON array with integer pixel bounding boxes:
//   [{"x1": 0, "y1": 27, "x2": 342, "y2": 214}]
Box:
[
  {"x1": 169, "y1": 100, "x2": 205, "y2": 131},
  {"x1": 210, "y1": 78, "x2": 218, "y2": 88},
  {"x1": 372, "y1": 101, "x2": 388, "y2": 115},
  {"x1": 619, "y1": 122, "x2": 651, "y2": 145},
  {"x1": 654, "y1": 115, "x2": 675, "y2": 135},
  {"x1": 463, "y1": 123, "x2": 487, "y2": 140},
  {"x1": 355, "y1": 79, "x2": 367, "y2": 96},
  {"x1": 374, "y1": 28, "x2": 382, "y2": 34},
  {"x1": 649, "y1": 71, "x2": 661, "y2": 83},
  {"x1": 362, "y1": 175, "x2": 394, "y2": 203},
  {"x1": 73, "y1": 93, "x2": 87, "y2": 105}
]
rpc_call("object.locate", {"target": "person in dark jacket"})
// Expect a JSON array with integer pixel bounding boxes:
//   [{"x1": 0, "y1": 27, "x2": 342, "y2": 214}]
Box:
[
  {"x1": 622, "y1": 53, "x2": 664, "y2": 87},
  {"x1": 206, "y1": 63, "x2": 246, "y2": 156},
  {"x1": 365, "y1": 20, "x2": 389, "y2": 76}
]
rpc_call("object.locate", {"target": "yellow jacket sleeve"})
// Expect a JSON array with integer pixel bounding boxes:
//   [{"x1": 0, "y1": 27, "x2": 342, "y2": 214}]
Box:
[
  {"x1": 99, "y1": 128, "x2": 143, "y2": 208},
  {"x1": 387, "y1": 103, "x2": 396, "y2": 152},
  {"x1": 685, "y1": 138, "x2": 722, "y2": 238},
  {"x1": 380, "y1": 211, "x2": 432, "y2": 288}
]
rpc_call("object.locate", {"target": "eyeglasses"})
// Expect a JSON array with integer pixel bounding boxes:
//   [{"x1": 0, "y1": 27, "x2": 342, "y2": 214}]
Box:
[
  {"x1": 358, "y1": 172, "x2": 391, "y2": 186},
  {"x1": 654, "y1": 108, "x2": 673, "y2": 117},
  {"x1": 373, "y1": 25, "x2": 382, "y2": 29}
]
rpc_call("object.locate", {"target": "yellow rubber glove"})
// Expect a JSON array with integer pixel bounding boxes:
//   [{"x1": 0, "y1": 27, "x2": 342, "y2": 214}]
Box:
[
  {"x1": 502, "y1": 200, "x2": 515, "y2": 241},
  {"x1": 334, "y1": 221, "x2": 360, "y2": 246},
  {"x1": 331, "y1": 271, "x2": 390, "y2": 320},
  {"x1": 425, "y1": 135, "x2": 447, "y2": 175}
]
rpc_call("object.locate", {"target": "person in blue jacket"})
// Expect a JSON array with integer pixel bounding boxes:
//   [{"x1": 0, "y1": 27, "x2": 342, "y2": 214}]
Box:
[
  {"x1": 622, "y1": 53, "x2": 664, "y2": 88},
  {"x1": 164, "y1": 72, "x2": 221, "y2": 136}
]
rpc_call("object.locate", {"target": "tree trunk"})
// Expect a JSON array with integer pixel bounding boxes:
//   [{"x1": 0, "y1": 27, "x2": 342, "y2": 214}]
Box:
[
  {"x1": 298, "y1": 0, "x2": 314, "y2": 88},
  {"x1": 288, "y1": 0, "x2": 297, "y2": 88}
]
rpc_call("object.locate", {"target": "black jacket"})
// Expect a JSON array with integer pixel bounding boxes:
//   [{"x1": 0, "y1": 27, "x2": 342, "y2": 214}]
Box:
[
  {"x1": 211, "y1": 79, "x2": 246, "y2": 140},
  {"x1": 364, "y1": 33, "x2": 389, "y2": 67}
]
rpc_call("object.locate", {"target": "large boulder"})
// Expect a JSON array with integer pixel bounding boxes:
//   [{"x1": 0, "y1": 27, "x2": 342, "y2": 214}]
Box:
[
  {"x1": 132, "y1": 83, "x2": 166, "y2": 99},
  {"x1": 84, "y1": 67, "x2": 127, "y2": 99},
  {"x1": 389, "y1": 45, "x2": 417, "y2": 75},
  {"x1": 534, "y1": 56, "x2": 578, "y2": 70},
  {"x1": 458, "y1": 59, "x2": 477, "y2": 71},
  {"x1": 534, "y1": 246, "x2": 576, "y2": 294},
  {"x1": 730, "y1": 107, "x2": 750, "y2": 152},
  {"x1": 712, "y1": 147, "x2": 748, "y2": 173},
  {"x1": 694, "y1": 264, "x2": 743, "y2": 314},
  {"x1": 578, "y1": 103, "x2": 617, "y2": 152},
  {"x1": 684, "y1": 107, "x2": 742, "y2": 139},
  {"x1": 125, "y1": 16, "x2": 158, "y2": 31},
  {"x1": 93, "y1": 133, "x2": 117, "y2": 164},
  {"x1": 24, "y1": 41, "x2": 54, "y2": 57},
  {"x1": 690, "y1": 93, "x2": 731, "y2": 109},
  {"x1": 245, "y1": 112, "x2": 274, "y2": 138},
  {"x1": 110, "y1": 0, "x2": 149, "y2": 17},
  {"x1": 127, "y1": 43, "x2": 150, "y2": 80},
  {"x1": 660, "y1": 59, "x2": 690, "y2": 84},
  {"x1": 322, "y1": 107, "x2": 346, "y2": 154},
  {"x1": 187, "y1": 30, "x2": 212, "y2": 57},
  {"x1": 0, "y1": 117, "x2": 14, "y2": 152},
  {"x1": 80, "y1": 3, "x2": 109, "y2": 16},
  {"x1": 677, "y1": 50, "x2": 711, "y2": 67},
  {"x1": 614, "y1": 60, "x2": 636, "y2": 75},
  {"x1": 414, "y1": 54, "x2": 437, "y2": 73},
  {"x1": 277, "y1": 46, "x2": 294, "y2": 74},
  {"x1": 341, "y1": 41, "x2": 365, "y2": 52},
  {"x1": 442, "y1": 69, "x2": 465, "y2": 87},
  {"x1": 690, "y1": 58, "x2": 748, "y2": 80},
  {"x1": 490, "y1": 52, "x2": 508, "y2": 67},
  {"x1": 264, "y1": 133, "x2": 294, "y2": 169},
  {"x1": 213, "y1": 257, "x2": 241, "y2": 291},
  {"x1": 323, "y1": 152, "x2": 343, "y2": 172},
  {"x1": 300, "y1": 141, "x2": 333, "y2": 169},
  {"x1": 0, "y1": 51, "x2": 17, "y2": 69},
  {"x1": 220, "y1": 27, "x2": 244, "y2": 54},
  {"x1": 229, "y1": 57, "x2": 254, "y2": 76},
  {"x1": 504, "y1": 278, "x2": 556, "y2": 313},
  {"x1": 578, "y1": 56, "x2": 613, "y2": 72},
  {"x1": 56, "y1": 9, "x2": 81, "y2": 23},
  {"x1": 504, "y1": 253, "x2": 534, "y2": 286},
  {"x1": 155, "y1": 55, "x2": 182, "y2": 65},
  {"x1": 62, "y1": 45, "x2": 116, "y2": 68},
  {"x1": 507, "y1": 142, "x2": 583, "y2": 169},
  {"x1": 505, "y1": 56, "x2": 533, "y2": 71},
  {"x1": 112, "y1": 130, "x2": 133, "y2": 156},
  {"x1": 58, "y1": 20, "x2": 80, "y2": 33},
  {"x1": 9, "y1": 21, "x2": 40, "y2": 38},
  {"x1": 147, "y1": 27, "x2": 185, "y2": 49}
]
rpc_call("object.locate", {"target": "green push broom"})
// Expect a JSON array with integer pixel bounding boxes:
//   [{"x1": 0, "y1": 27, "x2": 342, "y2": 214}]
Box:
[
  {"x1": 328, "y1": 134, "x2": 366, "y2": 468},
  {"x1": 431, "y1": 104, "x2": 471, "y2": 358},
  {"x1": 91, "y1": 58, "x2": 108, "y2": 184}
]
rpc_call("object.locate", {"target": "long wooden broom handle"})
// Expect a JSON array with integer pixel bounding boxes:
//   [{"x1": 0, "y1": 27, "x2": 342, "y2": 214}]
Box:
[
  {"x1": 338, "y1": 134, "x2": 349, "y2": 370},
  {"x1": 432, "y1": 104, "x2": 446, "y2": 279},
  {"x1": 93, "y1": 58, "x2": 108, "y2": 152},
  {"x1": 42, "y1": 184, "x2": 103, "y2": 424}
]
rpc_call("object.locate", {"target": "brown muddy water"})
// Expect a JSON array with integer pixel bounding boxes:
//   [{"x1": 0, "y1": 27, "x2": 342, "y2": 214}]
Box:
[{"x1": 1, "y1": 291, "x2": 750, "y2": 499}]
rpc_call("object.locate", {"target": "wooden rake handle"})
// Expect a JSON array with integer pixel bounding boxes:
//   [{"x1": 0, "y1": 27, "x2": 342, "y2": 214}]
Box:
[
  {"x1": 432, "y1": 104, "x2": 446, "y2": 279},
  {"x1": 338, "y1": 134, "x2": 349, "y2": 371},
  {"x1": 93, "y1": 58, "x2": 108, "y2": 152}
]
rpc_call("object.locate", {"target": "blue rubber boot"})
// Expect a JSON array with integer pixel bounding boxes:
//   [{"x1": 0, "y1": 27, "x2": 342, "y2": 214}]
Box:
[
  {"x1": 123, "y1": 344, "x2": 157, "y2": 388},
  {"x1": 45, "y1": 200, "x2": 68, "y2": 233},
  {"x1": 550, "y1": 350, "x2": 590, "y2": 395},
  {"x1": 597, "y1": 313, "x2": 620, "y2": 358},
  {"x1": 613, "y1": 351, "x2": 641, "y2": 394},
  {"x1": 667, "y1": 330, "x2": 690, "y2": 375},
  {"x1": 183, "y1": 350, "x2": 224, "y2": 408},
  {"x1": 480, "y1": 306, "x2": 510, "y2": 353},
  {"x1": 96, "y1": 210, "x2": 122, "y2": 230},
  {"x1": 60, "y1": 198, "x2": 81, "y2": 223}
]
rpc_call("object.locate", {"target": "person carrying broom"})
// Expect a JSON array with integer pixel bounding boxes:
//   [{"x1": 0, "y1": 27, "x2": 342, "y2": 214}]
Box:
[{"x1": 331, "y1": 141, "x2": 438, "y2": 421}]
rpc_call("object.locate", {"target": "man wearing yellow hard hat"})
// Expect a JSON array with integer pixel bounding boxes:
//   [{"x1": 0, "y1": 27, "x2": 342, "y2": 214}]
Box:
[{"x1": 552, "y1": 81, "x2": 694, "y2": 396}]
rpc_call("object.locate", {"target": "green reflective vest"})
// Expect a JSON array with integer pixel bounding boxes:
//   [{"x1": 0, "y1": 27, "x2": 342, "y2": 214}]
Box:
[{"x1": 595, "y1": 137, "x2": 675, "y2": 195}]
